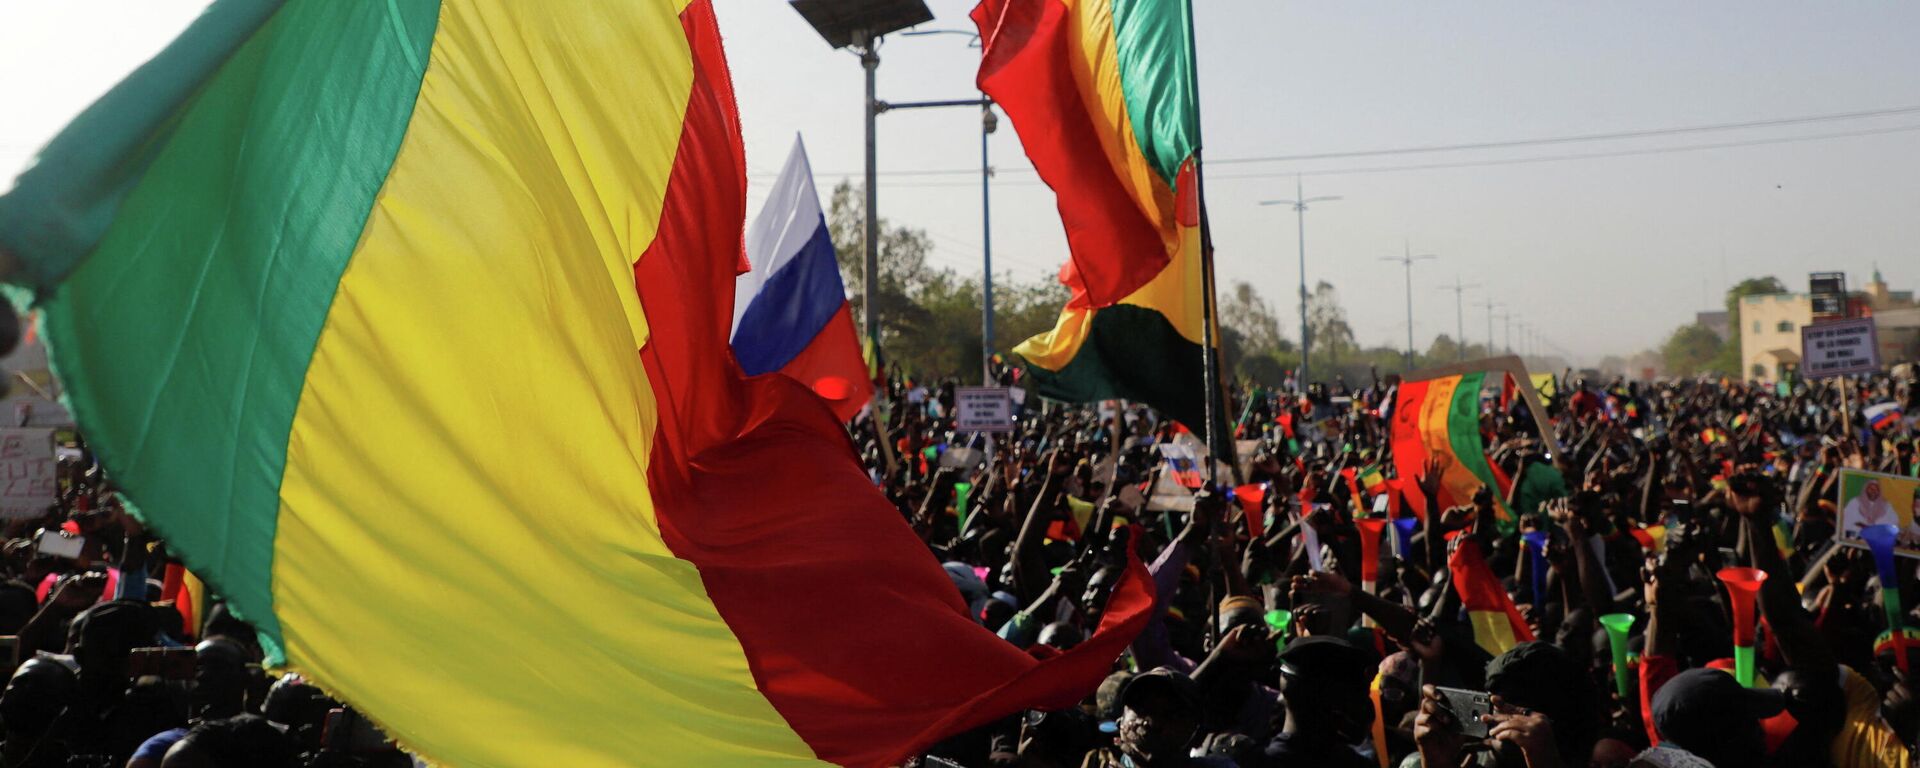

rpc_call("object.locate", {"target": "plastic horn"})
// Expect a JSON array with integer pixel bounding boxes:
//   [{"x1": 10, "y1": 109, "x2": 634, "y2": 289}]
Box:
[
  {"x1": 1355, "y1": 518, "x2": 1388, "y2": 592},
  {"x1": 1265, "y1": 609, "x2": 1293, "y2": 652},
  {"x1": 953, "y1": 482, "x2": 973, "y2": 533},
  {"x1": 1392, "y1": 517, "x2": 1419, "y2": 560},
  {"x1": 1234, "y1": 483, "x2": 1267, "y2": 538},
  {"x1": 1717, "y1": 566, "x2": 1769, "y2": 687},
  {"x1": 1522, "y1": 530, "x2": 1551, "y2": 606},
  {"x1": 1598, "y1": 613, "x2": 1636, "y2": 699},
  {"x1": 1369, "y1": 672, "x2": 1389, "y2": 768},
  {"x1": 1861, "y1": 524, "x2": 1908, "y2": 672}
]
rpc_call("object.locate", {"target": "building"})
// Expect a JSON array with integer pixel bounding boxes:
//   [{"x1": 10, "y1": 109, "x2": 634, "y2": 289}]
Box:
[
  {"x1": 1739, "y1": 267, "x2": 1917, "y2": 382},
  {"x1": 1739, "y1": 293, "x2": 1812, "y2": 382}
]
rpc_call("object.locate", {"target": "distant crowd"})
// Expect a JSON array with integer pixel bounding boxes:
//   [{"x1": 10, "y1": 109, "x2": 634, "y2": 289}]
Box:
[{"x1": 5, "y1": 362, "x2": 1920, "y2": 767}]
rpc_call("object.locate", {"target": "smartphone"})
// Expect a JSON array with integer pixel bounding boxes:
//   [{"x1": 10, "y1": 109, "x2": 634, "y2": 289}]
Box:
[
  {"x1": 322, "y1": 708, "x2": 392, "y2": 754},
  {"x1": 33, "y1": 529, "x2": 84, "y2": 559},
  {"x1": 1435, "y1": 686, "x2": 1494, "y2": 739},
  {"x1": 128, "y1": 647, "x2": 196, "y2": 681}
]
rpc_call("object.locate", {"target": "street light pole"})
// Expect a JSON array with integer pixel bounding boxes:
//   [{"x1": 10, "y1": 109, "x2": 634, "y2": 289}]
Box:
[
  {"x1": 901, "y1": 29, "x2": 998, "y2": 385},
  {"x1": 859, "y1": 33, "x2": 881, "y2": 351},
  {"x1": 1381, "y1": 246, "x2": 1436, "y2": 369},
  {"x1": 1437, "y1": 277, "x2": 1478, "y2": 361},
  {"x1": 980, "y1": 100, "x2": 995, "y2": 384},
  {"x1": 1259, "y1": 177, "x2": 1340, "y2": 389},
  {"x1": 1478, "y1": 299, "x2": 1501, "y2": 358}
]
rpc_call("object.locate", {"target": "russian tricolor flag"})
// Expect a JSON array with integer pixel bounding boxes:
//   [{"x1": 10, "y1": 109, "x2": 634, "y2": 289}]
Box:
[
  {"x1": 732, "y1": 137, "x2": 871, "y2": 421},
  {"x1": 1867, "y1": 401, "x2": 1904, "y2": 431}
]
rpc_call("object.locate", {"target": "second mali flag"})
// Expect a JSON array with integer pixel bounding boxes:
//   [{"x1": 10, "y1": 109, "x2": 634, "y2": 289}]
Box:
[{"x1": 973, "y1": 0, "x2": 1211, "y2": 429}]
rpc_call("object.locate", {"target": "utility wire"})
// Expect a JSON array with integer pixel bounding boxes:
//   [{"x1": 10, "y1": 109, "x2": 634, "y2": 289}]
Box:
[
  {"x1": 858, "y1": 122, "x2": 1920, "y2": 188},
  {"x1": 772, "y1": 102, "x2": 1920, "y2": 179}
]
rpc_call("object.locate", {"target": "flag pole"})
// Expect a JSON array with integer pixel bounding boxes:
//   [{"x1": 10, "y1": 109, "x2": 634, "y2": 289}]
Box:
[{"x1": 1182, "y1": 0, "x2": 1232, "y2": 484}]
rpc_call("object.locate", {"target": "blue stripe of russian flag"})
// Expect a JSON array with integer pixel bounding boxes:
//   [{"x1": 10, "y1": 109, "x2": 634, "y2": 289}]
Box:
[{"x1": 731, "y1": 135, "x2": 853, "y2": 377}]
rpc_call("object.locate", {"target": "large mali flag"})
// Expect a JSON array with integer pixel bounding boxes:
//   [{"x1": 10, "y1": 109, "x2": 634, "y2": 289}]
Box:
[
  {"x1": 1389, "y1": 372, "x2": 1514, "y2": 532},
  {"x1": 0, "y1": 2, "x2": 1153, "y2": 765},
  {"x1": 971, "y1": 0, "x2": 1198, "y2": 310}
]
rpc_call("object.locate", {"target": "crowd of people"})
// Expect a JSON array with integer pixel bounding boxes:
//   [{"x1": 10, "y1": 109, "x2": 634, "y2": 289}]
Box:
[
  {"x1": 864, "y1": 363, "x2": 1920, "y2": 768},
  {"x1": 3, "y1": 361, "x2": 1919, "y2": 767}
]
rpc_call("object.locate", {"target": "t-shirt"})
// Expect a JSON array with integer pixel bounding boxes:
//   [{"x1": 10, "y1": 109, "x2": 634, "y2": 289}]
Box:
[
  {"x1": 1830, "y1": 666, "x2": 1910, "y2": 768},
  {"x1": 131, "y1": 727, "x2": 188, "y2": 761}
]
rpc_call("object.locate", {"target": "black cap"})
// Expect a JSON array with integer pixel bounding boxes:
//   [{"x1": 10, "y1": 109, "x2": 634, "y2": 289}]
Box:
[
  {"x1": 1277, "y1": 635, "x2": 1373, "y2": 686},
  {"x1": 1651, "y1": 668, "x2": 1786, "y2": 749},
  {"x1": 1119, "y1": 667, "x2": 1200, "y2": 711}
]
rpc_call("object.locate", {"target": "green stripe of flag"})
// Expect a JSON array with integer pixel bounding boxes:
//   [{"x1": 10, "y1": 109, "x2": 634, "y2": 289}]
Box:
[
  {"x1": 1445, "y1": 373, "x2": 1511, "y2": 529},
  {"x1": 1022, "y1": 305, "x2": 1206, "y2": 431},
  {"x1": 1109, "y1": 0, "x2": 1199, "y2": 187},
  {"x1": 37, "y1": 0, "x2": 442, "y2": 652}
]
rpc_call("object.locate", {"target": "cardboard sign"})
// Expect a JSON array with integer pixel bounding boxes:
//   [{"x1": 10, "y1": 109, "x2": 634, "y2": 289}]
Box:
[
  {"x1": 0, "y1": 428, "x2": 55, "y2": 519},
  {"x1": 938, "y1": 446, "x2": 985, "y2": 471},
  {"x1": 1234, "y1": 439, "x2": 1261, "y2": 481},
  {"x1": 1801, "y1": 318, "x2": 1880, "y2": 379},
  {"x1": 954, "y1": 387, "x2": 1014, "y2": 433},
  {"x1": 1835, "y1": 469, "x2": 1920, "y2": 557},
  {"x1": 1146, "y1": 468, "x2": 1196, "y2": 512}
]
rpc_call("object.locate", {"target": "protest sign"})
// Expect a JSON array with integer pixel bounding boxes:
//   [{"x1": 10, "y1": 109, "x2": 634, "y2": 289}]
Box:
[
  {"x1": 954, "y1": 387, "x2": 1014, "y2": 433},
  {"x1": 1834, "y1": 469, "x2": 1920, "y2": 557},
  {"x1": 0, "y1": 428, "x2": 55, "y2": 519},
  {"x1": 1801, "y1": 318, "x2": 1880, "y2": 379}
]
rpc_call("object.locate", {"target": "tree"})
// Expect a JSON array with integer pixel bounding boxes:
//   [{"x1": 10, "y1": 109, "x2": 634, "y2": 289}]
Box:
[
  {"x1": 1220, "y1": 281, "x2": 1295, "y2": 387},
  {"x1": 1662, "y1": 324, "x2": 1724, "y2": 377},
  {"x1": 827, "y1": 181, "x2": 940, "y2": 343},
  {"x1": 822, "y1": 181, "x2": 1071, "y2": 378},
  {"x1": 1221, "y1": 281, "x2": 1286, "y2": 355},
  {"x1": 1306, "y1": 281, "x2": 1355, "y2": 370},
  {"x1": 1711, "y1": 276, "x2": 1787, "y2": 375}
]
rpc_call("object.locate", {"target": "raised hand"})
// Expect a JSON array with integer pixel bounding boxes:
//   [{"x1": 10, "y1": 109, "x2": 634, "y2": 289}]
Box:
[{"x1": 1417, "y1": 455, "x2": 1447, "y2": 498}]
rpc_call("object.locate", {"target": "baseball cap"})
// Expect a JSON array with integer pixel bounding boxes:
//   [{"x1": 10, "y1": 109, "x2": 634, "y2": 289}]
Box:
[{"x1": 1651, "y1": 668, "x2": 1786, "y2": 750}]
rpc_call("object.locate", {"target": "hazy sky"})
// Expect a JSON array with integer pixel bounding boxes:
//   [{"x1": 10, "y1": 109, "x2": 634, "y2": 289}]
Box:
[{"x1": 5, "y1": 1, "x2": 1918, "y2": 364}]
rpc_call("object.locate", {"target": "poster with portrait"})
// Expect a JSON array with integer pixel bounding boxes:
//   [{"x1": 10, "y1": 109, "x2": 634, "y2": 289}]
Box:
[{"x1": 1835, "y1": 469, "x2": 1920, "y2": 555}]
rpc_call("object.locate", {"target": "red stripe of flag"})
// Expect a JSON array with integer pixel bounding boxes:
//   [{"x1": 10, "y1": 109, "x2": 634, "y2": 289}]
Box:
[{"x1": 638, "y1": 6, "x2": 1154, "y2": 764}]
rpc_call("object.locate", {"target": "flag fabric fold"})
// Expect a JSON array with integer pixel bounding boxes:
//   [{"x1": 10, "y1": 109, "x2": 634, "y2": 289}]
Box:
[
  {"x1": 1449, "y1": 538, "x2": 1534, "y2": 656},
  {"x1": 970, "y1": 0, "x2": 1198, "y2": 309},
  {"x1": 976, "y1": 0, "x2": 1220, "y2": 432},
  {"x1": 1010, "y1": 161, "x2": 1213, "y2": 430},
  {"x1": 2, "y1": 2, "x2": 1152, "y2": 765},
  {"x1": 1389, "y1": 370, "x2": 1515, "y2": 532},
  {"x1": 731, "y1": 136, "x2": 871, "y2": 421}
]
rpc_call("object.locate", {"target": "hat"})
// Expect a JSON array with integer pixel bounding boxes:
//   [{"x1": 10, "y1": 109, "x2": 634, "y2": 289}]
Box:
[
  {"x1": 1119, "y1": 667, "x2": 1200, "y2": 712},
  {"x1": 1216, "y1": 595, "x2": 1264, "y2": 634},
  {"x1": 1486, "y1": 642, "x2": 1584, "y2": 709},
  {"x1": 1094, "y1": 671, "x2": 1134, "y2": 720},
  {"x1": 1651, "y1": 668, "x2": 1786, "y2": 749},
  {"x1": 943, "y1": 561, "x2": 987, "y2": 603},
  {"x1": 1276, "y1": 635, "x2": 1372, "y2": 686}
]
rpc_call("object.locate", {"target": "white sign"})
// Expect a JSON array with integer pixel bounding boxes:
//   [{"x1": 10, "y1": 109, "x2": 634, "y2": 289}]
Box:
[
  {"x1": 954, "y1": 387, "x2": 1014, "y2": 433},
  {"x1": 1802, "y1": 318, "x2": 1880, "y2": 379},
  {"x1": 0, "y1": 428, "x2": 55, "y2": 519}
]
